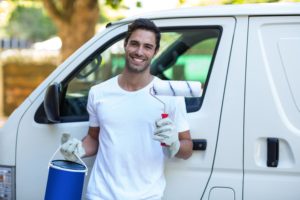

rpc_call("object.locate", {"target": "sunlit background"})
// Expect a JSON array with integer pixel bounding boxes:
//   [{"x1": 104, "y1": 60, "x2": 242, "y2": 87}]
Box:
[{"x1": 0, "y1": 0, "x2": 299, "y2": 126}]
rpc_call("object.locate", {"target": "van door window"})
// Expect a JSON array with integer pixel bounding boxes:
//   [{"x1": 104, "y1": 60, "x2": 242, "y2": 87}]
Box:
[
  {"x1": 60, "y1": 28, "x2": 221, "y2": 122},
  {"x1": 60, "y1": 39, "x2": 125, "y2": 119}
]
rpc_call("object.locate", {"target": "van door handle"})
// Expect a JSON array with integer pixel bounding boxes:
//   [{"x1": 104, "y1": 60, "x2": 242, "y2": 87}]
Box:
[
  {"x1": 267, "y1": 138, "x2": 279, "y2": 167},
  {"x1": 192, "y1": 139, "x2": 207, "y2": 151}
]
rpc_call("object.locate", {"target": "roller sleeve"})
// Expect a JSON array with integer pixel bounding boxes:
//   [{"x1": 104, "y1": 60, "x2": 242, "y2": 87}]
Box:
[{"x1": 153, "y1": 80, "x2": 202, "y2": 97}]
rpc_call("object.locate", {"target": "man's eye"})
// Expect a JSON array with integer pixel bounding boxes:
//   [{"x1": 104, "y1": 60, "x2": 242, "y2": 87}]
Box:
[
  {"x1": 145, "y1": 45, "x2": 153, "y2": 50},
  {"x1": 130, "y1": 42, "x2": 138, "y2": 46}
]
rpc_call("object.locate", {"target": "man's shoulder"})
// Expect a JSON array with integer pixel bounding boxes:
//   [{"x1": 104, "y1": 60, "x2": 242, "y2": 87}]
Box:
[
  {"x1": 91, "y1": 76, "x2": 118, "y2": 92},
  {"x1": 153, "y1": 76, "x2": 161, "y2": 82}
]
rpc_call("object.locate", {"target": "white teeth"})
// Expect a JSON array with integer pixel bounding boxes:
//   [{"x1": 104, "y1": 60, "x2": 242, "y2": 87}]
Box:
[{"x1": 133, "y1": 57, "x2": 143, "y2": 62}]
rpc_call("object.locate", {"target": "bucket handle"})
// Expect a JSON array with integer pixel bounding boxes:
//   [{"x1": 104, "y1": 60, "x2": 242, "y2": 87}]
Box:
[{"x1": 49, "y1": 145, "x2": 88, "y2": 175}]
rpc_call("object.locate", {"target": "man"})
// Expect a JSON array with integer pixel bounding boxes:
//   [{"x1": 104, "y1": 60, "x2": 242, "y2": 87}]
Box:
[{"x1": 61, "y1": 18, "x2": 193, "y2": 200}]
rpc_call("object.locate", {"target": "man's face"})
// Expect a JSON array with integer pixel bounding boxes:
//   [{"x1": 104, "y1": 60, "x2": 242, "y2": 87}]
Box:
[{"x1": 124, "y1": 29, "x2": 158, "y2": 73}]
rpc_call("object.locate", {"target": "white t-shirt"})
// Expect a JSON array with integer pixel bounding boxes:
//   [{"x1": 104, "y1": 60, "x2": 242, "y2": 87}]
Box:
[{"x1": 86, "y1": 76, "x2": 189, "y2": 200}]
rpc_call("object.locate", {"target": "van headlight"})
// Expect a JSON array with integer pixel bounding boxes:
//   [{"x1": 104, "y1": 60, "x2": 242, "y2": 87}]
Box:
[{"x1": 0, "y1": 166, "x2": 15, "y2": 200}]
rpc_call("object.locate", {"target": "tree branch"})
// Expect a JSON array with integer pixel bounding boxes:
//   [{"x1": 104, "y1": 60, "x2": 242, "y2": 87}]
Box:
[
  {"x1": 61, "y1": 0, "x2": 75, "y2": 20},
  {"x1": 43, "y1": 0, "x2": 64, "y2": 24}
]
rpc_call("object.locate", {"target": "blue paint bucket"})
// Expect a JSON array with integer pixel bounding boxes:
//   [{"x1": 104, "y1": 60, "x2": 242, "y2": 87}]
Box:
[{"x1": 44, "y1": 148, "x2": 87, "y2": 200}]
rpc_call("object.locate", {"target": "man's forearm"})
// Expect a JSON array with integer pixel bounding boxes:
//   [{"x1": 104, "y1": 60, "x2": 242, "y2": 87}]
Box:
[
  {"x1": 176, "y1": 139, "x2": 193, "y2": 159},
  {"x1": 82, "y1": 127, "x2": 100, "y2": 157}
]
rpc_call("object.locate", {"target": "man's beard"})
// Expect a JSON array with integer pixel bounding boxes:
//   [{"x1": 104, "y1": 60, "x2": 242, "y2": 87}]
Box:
[{"x1": 125, "y1": 59, "x2": 150, "y2": 73}]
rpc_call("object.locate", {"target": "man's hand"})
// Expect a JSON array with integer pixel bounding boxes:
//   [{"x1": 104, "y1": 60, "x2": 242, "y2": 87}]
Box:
[
  {"x1": 153, "y1": 118, "x2": 180, "y2": 158},
  {"x1": 60, "y1": 133, "x2": 86, "y2": 162}
]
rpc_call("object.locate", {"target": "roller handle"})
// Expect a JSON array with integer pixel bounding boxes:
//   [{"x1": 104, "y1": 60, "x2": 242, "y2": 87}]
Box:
[{"x1": 161, "y1": 113, "x2": 169, "y2": 147}]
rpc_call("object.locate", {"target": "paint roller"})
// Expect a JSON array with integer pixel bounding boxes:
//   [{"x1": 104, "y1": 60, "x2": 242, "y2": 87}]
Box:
[
  {"x1": 150, "y1": 80, "x2": 202, "y2": 146},
  {"x1": 152, "y1": 80, "x2": 202, "y2": 97}
]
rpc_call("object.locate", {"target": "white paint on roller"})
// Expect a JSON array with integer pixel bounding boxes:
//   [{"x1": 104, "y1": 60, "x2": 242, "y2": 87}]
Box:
[{"x1": 153, "y1": 80, "x2": 202, "y2": 97}]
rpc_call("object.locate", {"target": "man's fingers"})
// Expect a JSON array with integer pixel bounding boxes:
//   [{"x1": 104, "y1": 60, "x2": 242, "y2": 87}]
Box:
[
  {"x1": 154, "y1": 126, "x2": 172, "y2": 135},
  {"x1": 61, "y1": 133, "x2": 71, "y2": 144},
  {"x1": 66, "y1": 142, "x2": 77, "y2": 154},
  {"x1": 60, "y1": 136, "x2": 84, "y2": 161},
  {"x1": 154, "y1": 133, "x2": 169, "y2": 139},
  {"x1": 156, "y1": 118, "x2": 172, "y2": 127},
  {"x1": 153, "y1": 134, "x2": 168, "y2": 143},
  {"x1": 153, "y1": 132, "x2": 172, "y2": 145}
]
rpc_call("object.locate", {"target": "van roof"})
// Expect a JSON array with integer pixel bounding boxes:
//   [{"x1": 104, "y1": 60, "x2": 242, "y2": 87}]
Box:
[{"x1": 113, "y1": 3, "x2": 300, "y2": 25}]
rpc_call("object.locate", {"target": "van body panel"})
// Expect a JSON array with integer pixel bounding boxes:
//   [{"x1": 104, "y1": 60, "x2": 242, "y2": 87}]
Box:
[
  {"x1": 244, "y1": 16, "x2": 300, "y2": 200},
  {"x1": 201, "y1": 16, "x2": 248, "y2": 200},
  {"x1": 160, "y1": 17, "x2": 236, "y2": 199},
  {"x1": 116, "y1": 3, "x2": 300, "y2": 24},
  {"x1": 277, "y1": 37, "x2": 300, "y2": 111},
  {"x1": 209, "y1": 187, "x2": 235, "y2": 200},
  {"x1": 0, "y1": 99, "x2": 31, "y2": 165}
]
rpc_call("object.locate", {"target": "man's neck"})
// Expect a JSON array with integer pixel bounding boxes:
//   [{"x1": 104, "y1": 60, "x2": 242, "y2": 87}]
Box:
[{"x1": 118, "y1": 71, "x2": 154, "y2": 91}]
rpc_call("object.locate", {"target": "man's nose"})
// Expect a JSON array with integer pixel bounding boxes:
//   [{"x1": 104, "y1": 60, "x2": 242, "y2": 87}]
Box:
[{"x1": 135, "y1": 46, "x2": 144, "y2": 55}]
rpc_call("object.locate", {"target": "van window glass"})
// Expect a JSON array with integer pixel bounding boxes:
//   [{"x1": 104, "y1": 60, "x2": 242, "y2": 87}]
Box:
[
  {"x1": 60, "y1": 40, "x2": 125, "y2": 118},
  {"x1": 60, "y1": 28, "x2": 221, "y2": 120},
  {"x1": 162, "y1": 38, "x2": 217, "y2": 84}
]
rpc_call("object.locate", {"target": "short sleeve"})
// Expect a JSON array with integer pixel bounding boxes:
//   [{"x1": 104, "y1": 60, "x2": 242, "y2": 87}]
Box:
[
  {"x1": 174, "y1": 97, "x2": 189, "y2": 133},
  {"x1": 87, "y1": 88, "x2": 100, "y2": 127}
]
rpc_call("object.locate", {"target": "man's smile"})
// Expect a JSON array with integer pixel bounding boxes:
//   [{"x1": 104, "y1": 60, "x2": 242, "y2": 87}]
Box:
[{"x1": 130, "y1": 55, "x2": 146, "y2": 64}]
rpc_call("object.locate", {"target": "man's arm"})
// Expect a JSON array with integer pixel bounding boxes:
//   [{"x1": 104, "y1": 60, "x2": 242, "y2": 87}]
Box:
[
  {"x1": 154, "y1": 118, "x2": 193, "y2": 159},
  {"x1": 82, "y1": 126, "x2": 100, "y2": 157},
  {"x1": 176, "y1": 130, "x2": 193, "y2": 159}
]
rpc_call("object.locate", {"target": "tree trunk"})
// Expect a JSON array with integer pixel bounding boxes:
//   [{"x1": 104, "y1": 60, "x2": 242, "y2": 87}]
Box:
[{"x1": 43, "y1": 0, "x2": 99, "y2": 62}]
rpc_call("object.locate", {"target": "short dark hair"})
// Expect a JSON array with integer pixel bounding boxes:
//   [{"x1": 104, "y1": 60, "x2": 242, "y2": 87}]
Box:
[{"x1": 124, "y1": 18, "x2": 161, "y2": 51}]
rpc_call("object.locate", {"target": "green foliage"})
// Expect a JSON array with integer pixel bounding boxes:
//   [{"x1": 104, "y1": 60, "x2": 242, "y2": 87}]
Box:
[
  {"x1": 105, "y1": 0, "x2": 123, "y2": 9},
  {"x1": 98, "y1": 0, "x2": 126, "y2": 24},
  {"x1": 136, "y1": 1, "x2": 142, "y2": 8},
  {"x1": 6, "y1": 5, "x2": 57, "y2": 42}
]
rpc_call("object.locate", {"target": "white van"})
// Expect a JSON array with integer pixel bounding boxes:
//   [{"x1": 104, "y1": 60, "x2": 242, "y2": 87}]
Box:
[{"x1": 1, "y1": 3, "x2": 300, "y2": 200}]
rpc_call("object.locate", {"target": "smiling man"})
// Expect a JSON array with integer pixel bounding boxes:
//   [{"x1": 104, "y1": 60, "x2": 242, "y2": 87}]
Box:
[
  {"x1": 124, "y1": 29, "x2": 157, "y2": 73},
  {"x1": 60, "y1": 18, "x2": 193, "y2": 200}
]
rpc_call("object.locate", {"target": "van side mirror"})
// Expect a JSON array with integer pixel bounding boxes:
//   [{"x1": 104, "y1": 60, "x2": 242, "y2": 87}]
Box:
[{"x1": 44, "y1": 83, "x2": 61, "y2": 123}]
